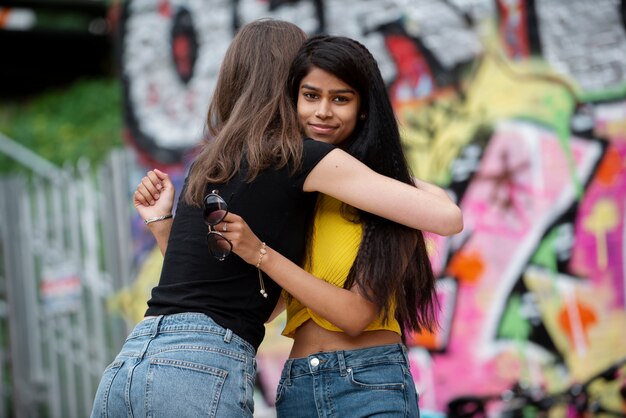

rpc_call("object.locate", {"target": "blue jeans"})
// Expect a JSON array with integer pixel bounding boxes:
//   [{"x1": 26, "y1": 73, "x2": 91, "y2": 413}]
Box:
[
  {"x1": 275, "y1": 344, "x2": 420, "y2": 418},
  {"x1": 90, "y1": 313, "x2": 256, "y2": 418}
]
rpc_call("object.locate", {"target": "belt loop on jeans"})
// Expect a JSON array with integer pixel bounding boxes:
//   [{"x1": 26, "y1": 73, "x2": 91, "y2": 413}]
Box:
[
  {"x1": 400, "y1": 344, "x2": 410, "y2": 366},
  {"x1": 283, "y1": 359, "x2": 294, "y2": 385},
  {"x1": 224, "y1": 328, "x2": 233, "y2": 344},
  {"x1": 149, "y1": 315, "x2": 164, "y2": 337},
  {"x1": 337, "y1": 351, "x2": 348, "y2": 377}
]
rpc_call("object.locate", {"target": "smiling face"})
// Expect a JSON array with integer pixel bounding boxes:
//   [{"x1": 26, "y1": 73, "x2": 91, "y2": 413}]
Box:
[{"x1": 296, "y1": 67, "x2": 360, "y2": 146}]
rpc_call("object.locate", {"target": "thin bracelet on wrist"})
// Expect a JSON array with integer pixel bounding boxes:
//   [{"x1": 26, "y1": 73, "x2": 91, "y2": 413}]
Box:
[
  {"x1": 144, "y1": 214, "x2": 173, "y2": 225},
  {"x1": 256, "y1": 242, "x2": 268, "y2": 298}
]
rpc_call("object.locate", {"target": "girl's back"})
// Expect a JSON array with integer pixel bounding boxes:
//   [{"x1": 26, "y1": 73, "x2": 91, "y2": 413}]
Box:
[{"x1": 147, "y1": 139, "x2": 333, "y2": 350}]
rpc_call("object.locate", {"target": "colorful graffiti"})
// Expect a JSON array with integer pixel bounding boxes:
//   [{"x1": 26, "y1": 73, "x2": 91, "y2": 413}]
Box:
[{"x1": 116, "y1": 0, "x2": 626, "y2": 415}]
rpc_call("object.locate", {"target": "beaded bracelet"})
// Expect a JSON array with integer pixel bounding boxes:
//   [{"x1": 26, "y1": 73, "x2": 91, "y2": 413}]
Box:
[{"x1": 256, "y1": 242, "x2": 268, "y2": 298}]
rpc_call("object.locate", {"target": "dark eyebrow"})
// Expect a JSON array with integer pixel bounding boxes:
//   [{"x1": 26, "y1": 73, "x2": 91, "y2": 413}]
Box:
[{"x1": 300, "y1": 84, "x2": 356, "y2": 95}]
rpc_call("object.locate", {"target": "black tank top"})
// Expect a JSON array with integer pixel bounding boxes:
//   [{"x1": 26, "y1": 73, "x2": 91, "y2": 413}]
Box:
[{"x1": 145, "y1": 139, "x2": 334, "y2": 350}]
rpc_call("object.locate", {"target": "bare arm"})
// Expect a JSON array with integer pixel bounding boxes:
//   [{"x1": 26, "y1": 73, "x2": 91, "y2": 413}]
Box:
[
  {"x1": 223, "y1": 150, "x2": 462, "y2": 334},
  {"x1": 304, "y1": 149, "x2": 463, "y2": 236},
  {"x1": 412, "y1": 177, "x2": 455, "y2": 201},
  {"x1": 134, "y1": 169, "x2": 176, "y2": 255},
  {"x1": 222, "y1": 213, "x2": 378, "y2": 336}
]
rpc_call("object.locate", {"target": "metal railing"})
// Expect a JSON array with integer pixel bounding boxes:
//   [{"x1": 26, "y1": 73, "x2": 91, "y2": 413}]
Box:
[{"x1": 0, "y1": 133, "x2": 136, "y2": 417}]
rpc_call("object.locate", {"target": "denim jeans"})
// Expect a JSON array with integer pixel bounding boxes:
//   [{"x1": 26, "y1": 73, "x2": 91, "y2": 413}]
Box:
[
  {"x1": 90, "y1": 313, "x2": 256, "y2": 418},
  {"x1": 275, "y1": 344, "x2": 420, "y2": 418}
]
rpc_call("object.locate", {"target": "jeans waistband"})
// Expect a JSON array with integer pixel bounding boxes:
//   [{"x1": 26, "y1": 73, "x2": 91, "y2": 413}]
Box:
[
  {"x1": 128, "y1": 313, "x2": 255, "y2": 355},
  {"x1": 283, "y1": 343, "x2": 408, "y2": 379}
]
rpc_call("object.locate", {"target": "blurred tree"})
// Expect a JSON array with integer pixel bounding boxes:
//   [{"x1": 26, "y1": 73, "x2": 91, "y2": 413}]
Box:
[{"x1": 0, "y1": 78, "x2": 123, "y2": 173}]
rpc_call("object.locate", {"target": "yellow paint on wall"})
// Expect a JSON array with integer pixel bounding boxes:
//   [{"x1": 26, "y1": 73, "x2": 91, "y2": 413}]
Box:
[
  {"x1": 107, "y1": 246, "x2": 163, "y2": 326},
  {"x1": 398, "y1": 35, "x2": 576, "y2": 185}
]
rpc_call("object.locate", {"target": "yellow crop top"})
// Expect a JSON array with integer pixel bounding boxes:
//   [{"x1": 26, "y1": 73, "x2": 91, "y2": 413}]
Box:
[{"x1": 281, "y1": 195, "x2": 401, "y2": 338}]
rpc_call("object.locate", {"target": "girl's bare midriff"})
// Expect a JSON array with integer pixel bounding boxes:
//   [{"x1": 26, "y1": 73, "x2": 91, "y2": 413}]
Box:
[{"x1": 289, "y1": 319, "x2": 402, "y2": 358}]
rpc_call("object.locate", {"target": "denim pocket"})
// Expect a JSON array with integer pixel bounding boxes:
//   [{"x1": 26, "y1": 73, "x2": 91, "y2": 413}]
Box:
[
  {"x1": 347, "y1": 363, "x2": 405, "y2": 390},
  {"x1": 343, "y1": 364, "x2": 411, "y2": 416},
  {"x1": 146, "y1": 358, "x2": 228, "y2": 418}
]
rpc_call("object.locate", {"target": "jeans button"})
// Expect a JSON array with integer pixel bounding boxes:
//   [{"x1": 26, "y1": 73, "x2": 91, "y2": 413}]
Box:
[{"x1": 310, "y1": 357, "x2": 319, "y2": 367}]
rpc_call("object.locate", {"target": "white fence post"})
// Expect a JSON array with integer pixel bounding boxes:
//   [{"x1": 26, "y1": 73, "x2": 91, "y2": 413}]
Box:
[{"x1": 0, "y1": 142, "x2": 136, "y2": 417}]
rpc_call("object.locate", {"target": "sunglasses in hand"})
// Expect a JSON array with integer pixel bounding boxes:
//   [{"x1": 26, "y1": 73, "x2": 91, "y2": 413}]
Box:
[{"x1": 203, "y1": 190, "x2": 232, "y2": 261}]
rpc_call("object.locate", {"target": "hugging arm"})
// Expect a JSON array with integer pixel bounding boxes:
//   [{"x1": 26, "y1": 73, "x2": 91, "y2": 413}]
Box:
[
  {"x1": 223, "y1": 149, "x2": 462, "y2": 334},
  {"x1": 304, "y1": 148, "x2": 463, "y2": 236},
  {"x1": 135, "y1": 150, "x2": 462, "y2": 333},
  {"x1": 221, "y1": 212, "x2": 379, "y2": 336},
  {"x1": 134, "y1": 168, "x2": 176, "y2": 255},
  {"x1": 133, "y1": 148, "x2": 463, "y2": 250}
]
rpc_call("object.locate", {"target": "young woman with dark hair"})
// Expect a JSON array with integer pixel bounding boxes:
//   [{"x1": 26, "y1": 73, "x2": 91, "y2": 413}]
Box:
[
  {"x1": 127, "y1": 28, "x2": 461, "y2": 417},
  {"x1": 286, "y1": 34, "x2": 440, "y2": 335},
  {"x1": 224, "y1": 35, "x2": 458, "y2": 417}
]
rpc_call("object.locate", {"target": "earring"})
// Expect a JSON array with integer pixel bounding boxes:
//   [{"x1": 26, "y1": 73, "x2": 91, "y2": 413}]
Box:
[{"x1": 360, "y1": 114, "x2": 366, "y2": 120}]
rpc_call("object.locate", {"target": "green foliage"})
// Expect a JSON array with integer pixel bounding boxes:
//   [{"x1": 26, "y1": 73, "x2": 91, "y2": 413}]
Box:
[
  {"x1": 35, "y1": 11, "x2": 97, "y2": 31},
  {"x1": 0, "y1": 78, "x2": 124, "y2": 174}
]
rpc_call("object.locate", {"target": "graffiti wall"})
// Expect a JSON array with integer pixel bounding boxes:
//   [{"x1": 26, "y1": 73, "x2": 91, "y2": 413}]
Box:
[{"x1": 117, "y1": 0, "x2": 626, "y2": 415}]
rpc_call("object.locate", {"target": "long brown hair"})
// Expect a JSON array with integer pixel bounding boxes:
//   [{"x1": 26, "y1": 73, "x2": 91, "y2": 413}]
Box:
[
  {"x1": 185, "y1": 19, "x2": 307, "y2": 206},
  {"x1": 289, "y1": 35, "x2": 439, "y2": 334}
]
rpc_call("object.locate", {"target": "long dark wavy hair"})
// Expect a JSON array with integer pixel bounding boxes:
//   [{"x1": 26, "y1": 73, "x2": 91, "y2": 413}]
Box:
[
  {"x1": 288, "y1": 35, "x2": 439, "y2": 334},
  {"x1": 184, "y1": 19, "x2": 307, "y2": 206}
]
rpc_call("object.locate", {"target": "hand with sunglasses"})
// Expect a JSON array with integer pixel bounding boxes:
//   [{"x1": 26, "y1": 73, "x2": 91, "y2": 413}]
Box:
[
  {"x1": 203, "y1": 191, "x2": 233, "y2": 262},
  {"x1": 217, "y1": 210, "x2": 381, "y2": 333},
  {"x1": 134, "y1": 168, "x2": 176, "y2": 254},
  {"x1": 204, "y1": 193, "x2": 272, "y2": 298},
  {"x1": 212, "y1": 212, "x2": 265, "y2": 266}
]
